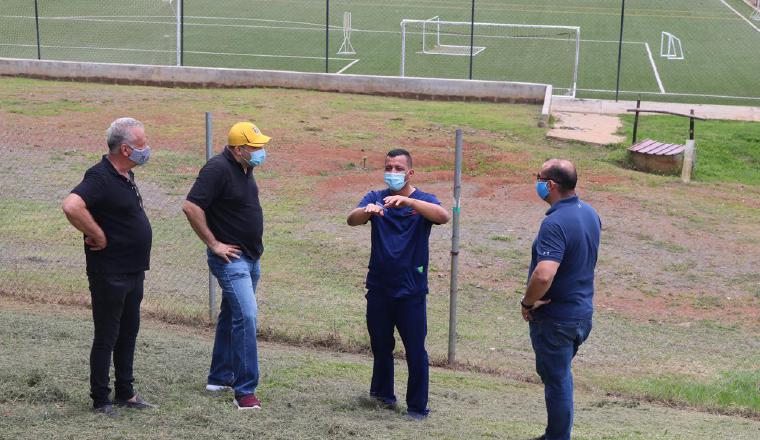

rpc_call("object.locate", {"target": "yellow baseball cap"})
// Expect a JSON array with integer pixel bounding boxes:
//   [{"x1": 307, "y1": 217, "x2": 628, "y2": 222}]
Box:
[{"x1": 228, "y1": 122, "x2": 271, "y2": 147}]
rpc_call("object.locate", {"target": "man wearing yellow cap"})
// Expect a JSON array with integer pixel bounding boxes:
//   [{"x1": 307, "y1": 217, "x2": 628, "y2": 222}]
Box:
[{"x1": 182, "y1": 121, "x2": 271, "y2": 410}]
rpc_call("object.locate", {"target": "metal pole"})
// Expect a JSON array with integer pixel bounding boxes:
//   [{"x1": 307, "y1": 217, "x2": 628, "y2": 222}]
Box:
[
  {"x1": 205, "y1": 112, "x2": 216, "y2": 323},
  {"x1": 180, "y1": 0, "x2": 184, "y2": 66},
  {"x1": 468, "y1": 0, "x2": 476, "y2": 80},
  {"x1": 34, "y1": 0, "x2": 41, "y2": 60},
  {"x1": 325, "y1": 0, "x2": 330, "y2": 73},
  {"x1": 615, "y1": 0, "x2": 626, "y2": 102},
  {"x1": 176, "y1": 0, "x2": 182, "y2": 66},
  {"x1": 400, "y1": 21, "x2": 406, "y2": 77},
  {"x1": 448, "y1": 129, "x2": 463, "y2": 365}
]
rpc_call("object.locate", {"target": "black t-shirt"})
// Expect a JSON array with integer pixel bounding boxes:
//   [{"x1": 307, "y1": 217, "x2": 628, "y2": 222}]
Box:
[
  {"x1": 71, "y1": 155, "x2": 152, "y2": 274},
  {"x1": 186, "y1": 148, "x2": 264, "y2": 260}
]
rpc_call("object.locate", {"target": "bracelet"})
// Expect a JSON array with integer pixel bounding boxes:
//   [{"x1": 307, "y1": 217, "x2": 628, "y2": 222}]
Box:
[{"x1": 520, "y1": 300, "x2": 533, "y2": 310}]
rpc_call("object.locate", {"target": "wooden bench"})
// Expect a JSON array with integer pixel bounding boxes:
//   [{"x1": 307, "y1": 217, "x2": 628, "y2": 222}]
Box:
[{"x1": 627, "y1": 100, "x2": 706, "y2": 181}]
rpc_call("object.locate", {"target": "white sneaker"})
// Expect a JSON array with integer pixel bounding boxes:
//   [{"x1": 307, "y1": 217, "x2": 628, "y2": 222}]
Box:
[{"x1": 206, "y1": 384, "x2": 232, "y2": 392}]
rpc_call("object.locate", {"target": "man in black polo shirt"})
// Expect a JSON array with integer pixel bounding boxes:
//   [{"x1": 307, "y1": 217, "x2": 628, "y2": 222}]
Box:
[
  {"x1": 182, "y1": 121, "x2": 271, "y2": 410},
  {"x1": 62, "y1": 117, "x2": 156, "y2": 417}
]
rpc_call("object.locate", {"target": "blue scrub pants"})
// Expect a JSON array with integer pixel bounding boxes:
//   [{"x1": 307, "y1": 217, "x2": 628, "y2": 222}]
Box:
[{"x1": 366, "y1": 292, "x2": 429, "y2": 416}]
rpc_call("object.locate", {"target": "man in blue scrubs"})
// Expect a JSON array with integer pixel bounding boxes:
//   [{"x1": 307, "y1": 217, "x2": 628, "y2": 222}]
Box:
[
  {"x1": 347, "y1": 149, "x2": 450, "y2": 419},
  {"x1": 521, "y1": 159, "x2": 601, "y2": 440}
]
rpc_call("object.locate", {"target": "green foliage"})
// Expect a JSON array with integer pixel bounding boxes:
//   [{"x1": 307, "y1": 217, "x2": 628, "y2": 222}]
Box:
[{"x1": 616, "y1": 370, "x2": 760, "y2": 412}]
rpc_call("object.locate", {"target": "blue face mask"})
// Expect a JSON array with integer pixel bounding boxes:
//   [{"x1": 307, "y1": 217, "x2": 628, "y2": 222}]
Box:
[
  {"x1": 536, "y1": 181, "x2": 550, "y2": 200},
  {"x1": 384, "y1": 172, "x2": 407, "y2": 191},
  {"x1": 247, "y1": 149, "x2": 266, "y2": 167},
  {"x1": 127, "y1": 144, "x2": 151, "y2": 166}
]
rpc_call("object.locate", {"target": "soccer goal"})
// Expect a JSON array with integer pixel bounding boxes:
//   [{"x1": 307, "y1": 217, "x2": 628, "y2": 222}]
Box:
[
  {"x1": 422, "y1": 16, "x2": 485, "y2": 56},
  {"x1": 337, "y1": 11, "x2": 356, "y2": 55},
  {"x1": 400, "y1": 19, "x2": 581, "y2": 97},
  {"x1": 660, "y1": 32, "x2": 684, "y2": 60}
]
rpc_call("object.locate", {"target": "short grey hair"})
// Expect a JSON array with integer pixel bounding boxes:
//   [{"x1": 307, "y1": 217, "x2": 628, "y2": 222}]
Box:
[{"x1": 106, "y1": 117, "x2": 144, "y2": 153}]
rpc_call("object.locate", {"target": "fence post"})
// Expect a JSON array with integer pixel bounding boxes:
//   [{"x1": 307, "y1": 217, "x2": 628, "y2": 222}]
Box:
[
  {"x1": 34, "y1": 0, "x2": 41, "y2": 60},
  {"x1": 325, "y1": 0, "x2": 330, "y2": 73},
  {"x1": 448, "y1": 129, "x2": 463, "y2": 366},
  {"x1": 468, "y1": 0, "x2": 476, "y2": 80},
  {"x1": 179, "y1": 0, "x2": 184, "y2": 66},
  {"x1": 205, "y1": 112, "x2": 216, "y2": 323},
  {"x1": 615, "y1": 0, "x2": 626, "y2": 102}
]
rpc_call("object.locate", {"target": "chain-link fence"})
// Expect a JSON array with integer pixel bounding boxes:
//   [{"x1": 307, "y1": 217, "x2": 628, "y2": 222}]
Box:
[{"x1": 1, "y1": 2, "x2": 759, "y2": 102}]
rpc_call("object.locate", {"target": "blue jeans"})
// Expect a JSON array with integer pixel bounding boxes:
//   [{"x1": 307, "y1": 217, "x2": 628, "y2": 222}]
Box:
[
  {"x1": 366, "y1": 292, "x2": 429, "y2": 415},
  {"x1": 207, "y1": 250, "x2": 260, "y2": 397},
  {"x1": 529, "y1": 318, "x2": 592, "y2": 440}
]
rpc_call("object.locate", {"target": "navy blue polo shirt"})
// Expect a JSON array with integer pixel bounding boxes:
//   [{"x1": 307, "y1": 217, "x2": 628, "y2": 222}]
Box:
[
  {"x1": 71, "y1": 155, "x2": 152, "y2": 274},
  {"x1": 186, "y1": 148, "x2": 264, "y2": 260},
  {"x1": 529, "y1": 195, "x2": 601, "y2": 320},
  {"x1": 358, "y1": 188, "x2": 441, "y2": 298}
]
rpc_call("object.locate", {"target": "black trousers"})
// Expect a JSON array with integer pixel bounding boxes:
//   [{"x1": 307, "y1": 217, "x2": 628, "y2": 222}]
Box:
[{"x1": 87, "y1": 272, "x2": 144, "y2": 408}]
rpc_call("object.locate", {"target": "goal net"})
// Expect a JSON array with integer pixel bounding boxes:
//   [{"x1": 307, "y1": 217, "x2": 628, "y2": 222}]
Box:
[
  {"x1": 401, "y1": 19, "x2": 580, "y2": 97},
  {"x1": 660, "y1": 32, "x2": 684, "y2": 60}
]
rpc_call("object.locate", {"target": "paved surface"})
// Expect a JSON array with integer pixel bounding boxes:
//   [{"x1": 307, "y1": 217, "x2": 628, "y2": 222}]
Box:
[
  {"x1": 546, "y1": 98, "x2": 760, "y2": 146},
  {"x1": 553, "y1": 98, "x2": 760, "y2": 122}
]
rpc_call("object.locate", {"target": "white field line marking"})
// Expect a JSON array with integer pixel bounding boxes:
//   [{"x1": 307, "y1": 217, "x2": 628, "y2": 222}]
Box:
[
  {"x1": 719, "y1": 0, "x2": 760, "y2": 32},
  {"x1": 578, "y1": 88, "x2": 760, "y2": 101},
  {"x1": 336, "y1": 59, "x2": 360, "y2": 74},
  {"x1": 644, "y1": 42, "x2": 666, "y2": 93},
  {"x1": 0, "y1": 43, "x2": 356, "y2": 62}
]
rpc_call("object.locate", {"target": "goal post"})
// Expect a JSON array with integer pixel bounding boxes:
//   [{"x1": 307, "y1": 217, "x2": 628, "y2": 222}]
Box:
[{"x1": 400, "y1": 19, "x2": 580, "y2": 97}]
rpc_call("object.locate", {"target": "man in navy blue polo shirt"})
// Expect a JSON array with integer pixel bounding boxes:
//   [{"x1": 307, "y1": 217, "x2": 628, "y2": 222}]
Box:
[
  {"x1": 521, "y1": 159, "x2": 601, "y2": 440},
  {"x1": 62, "y1": 117, "x2": 156, "y2": 418},
  {"x1": 347, "y1": 148, "x2": 449, "y2": 420},
  {"x1": 182, "y1": 121, "x2": 271, "y2": 410}
]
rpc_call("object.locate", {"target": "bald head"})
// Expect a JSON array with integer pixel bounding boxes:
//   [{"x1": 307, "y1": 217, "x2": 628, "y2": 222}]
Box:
[{"x1": 541, "y1": 159, "x2": 577, "y2": 193}]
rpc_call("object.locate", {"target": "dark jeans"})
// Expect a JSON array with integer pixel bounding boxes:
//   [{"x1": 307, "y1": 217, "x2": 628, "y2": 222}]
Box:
[
  {"x1": 529, "y1": 318, "x2": 592, "y2": 440},
  {"x1": 366, "y1": 292, "x2": 429, "y2": 415},
  {"x1": 88, "y1": 272, "x2": 144, "y2": 408}
]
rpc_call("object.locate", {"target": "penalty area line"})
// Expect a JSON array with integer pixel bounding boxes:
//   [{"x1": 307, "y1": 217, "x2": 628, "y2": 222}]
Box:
[
  {"x1": 336, "y1": 59, "x2": 360, "y2": 74},
  {"x1": 644, "y1": 42, "x2": 666, "y2": 94}
]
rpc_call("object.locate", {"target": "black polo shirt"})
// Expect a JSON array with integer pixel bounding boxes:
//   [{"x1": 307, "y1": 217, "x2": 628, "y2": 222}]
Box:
[
  {"x1": 186, "y1": 148, "x2": 264, "y2": 260},
  {"x1": 71, "y1": 155, "x2": 152, "y2": 274}
]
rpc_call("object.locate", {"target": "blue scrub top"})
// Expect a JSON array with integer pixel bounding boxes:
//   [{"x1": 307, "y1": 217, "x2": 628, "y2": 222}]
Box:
[{"x1": 358, "y1": 188, "x2": 441, "y2": 298}]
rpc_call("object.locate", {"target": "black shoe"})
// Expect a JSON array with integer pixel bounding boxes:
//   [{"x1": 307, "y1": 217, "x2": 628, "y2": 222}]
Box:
[
  {"x1": 528, "y1": 436, "x2": 546, "y2": 440},
  {"x1": 114, "y1": 395, "x2": 158, "y2": 409},
  {"x1": 93, "y1": 404, "x2": 120, "y2": 419}
]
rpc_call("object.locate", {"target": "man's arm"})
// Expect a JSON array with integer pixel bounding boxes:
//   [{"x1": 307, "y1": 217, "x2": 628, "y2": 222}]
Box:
[
  {"x1": 62, "y1": 193, "x2": 107, "y2": 250},
  {"x1": 521, "y1": 260, "x2": 559, "y2": 321},
  {"x1": 383, "y1": 195, "x2": 450, "y2": 225},
  {"x1": 347, "y1": 204, "x2": 385, "y2": 226},
  {"x1": 182, "y1": 200, "x2": 241, "y2": 263}
]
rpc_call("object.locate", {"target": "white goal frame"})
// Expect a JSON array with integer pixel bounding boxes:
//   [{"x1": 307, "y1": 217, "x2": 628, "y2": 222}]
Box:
[
  {"x1": 337, "y1": 11, "x2": 356, "y2": 55},
  {"x1": 400, "y1": 19, "x2": 581, "y2": 97},
  {"x1": 422, "y1": 16, "x2": 485, "y2": 56},
  {"x1": 660, "y1": 31, "x2": 684, "y2": 60}
]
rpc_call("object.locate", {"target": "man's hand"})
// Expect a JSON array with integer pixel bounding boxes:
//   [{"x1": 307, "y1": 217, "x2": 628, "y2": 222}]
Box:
[
  {"x1": 84, "y1": 233, "x2": 107, "y2": 251},
  {"x1": 383, "y1": 195, "x2": 412, "y2": 208},
  {"x1": 364, "y1": 203, "x2": 385, "y2": 217},
  {"x1": 520, "y1": 298, "x2": 551, "y2": 322},
  {"x1": 210, "y1": 242, "x2": 242, "y2": 263}
]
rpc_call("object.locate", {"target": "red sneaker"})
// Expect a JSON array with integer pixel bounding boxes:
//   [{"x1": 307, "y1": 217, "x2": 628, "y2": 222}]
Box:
[{"x1": 234, "y1": 394, "x2": 261, "y2": 410}]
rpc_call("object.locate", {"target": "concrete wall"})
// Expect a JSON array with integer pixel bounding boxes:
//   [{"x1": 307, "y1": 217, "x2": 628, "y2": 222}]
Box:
[{"x1": 0, "y1": 58, "x2": 548, "y2": 105}]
